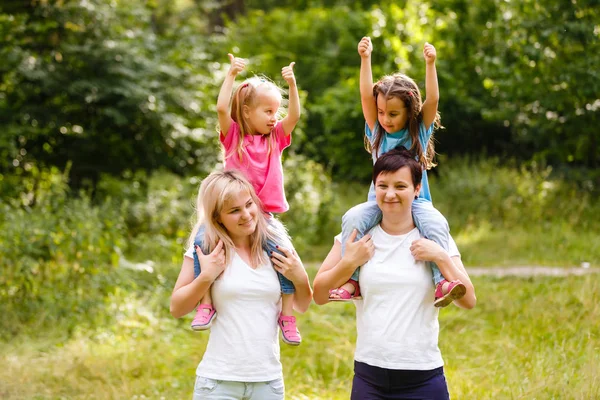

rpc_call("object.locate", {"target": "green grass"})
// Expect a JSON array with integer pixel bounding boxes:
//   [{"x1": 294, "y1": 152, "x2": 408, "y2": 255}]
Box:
[{"x1": 2, "y1": 273, "x2": 599, "y2": 399}]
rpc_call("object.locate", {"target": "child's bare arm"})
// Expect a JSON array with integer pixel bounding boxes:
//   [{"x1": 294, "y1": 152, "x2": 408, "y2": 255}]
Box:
[
  {"x1": 358, "y1": 36, "x2": 377, "y2": 132},
  {"x1": 217, "y1": 53, "x2": 245, "y2": 137},
  {"x1": 421, "y1": 43, "x2": 439, "y2": 128},
  {"x1": 281, "y1": 62, "x2": 300, "y2": 136}
]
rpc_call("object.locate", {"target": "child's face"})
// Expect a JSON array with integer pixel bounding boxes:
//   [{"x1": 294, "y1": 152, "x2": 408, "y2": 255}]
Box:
[
  {"x1": 245, "y1": 88, "x2": 281, "y2": 135},
  {"x1": 376, "y1": 96, "x2": 408, "y2": 133}
]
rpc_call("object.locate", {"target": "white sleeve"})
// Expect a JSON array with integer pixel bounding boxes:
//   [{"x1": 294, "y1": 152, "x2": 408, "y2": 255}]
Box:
[
  {"x1": 184, "y1": 245, "x2": 195, "y2": 259},
  {"x1": 334, "y1": 233, "x2": 342, "y2": 244},
  {"x1": 448, "y1": 235, "x2": 460, "y2": 258}
]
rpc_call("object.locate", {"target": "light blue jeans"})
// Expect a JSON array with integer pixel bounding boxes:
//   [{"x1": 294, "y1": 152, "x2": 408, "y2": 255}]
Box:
[
  {"x1": 341, "y1": 198, "x2": 448, "y2": 285},
  {"x1": 193, "y1": 218, "x2": 295, "y2": 294},
  {"x1": 193, "y1": 376, "x2": 285, "y2": 400}
]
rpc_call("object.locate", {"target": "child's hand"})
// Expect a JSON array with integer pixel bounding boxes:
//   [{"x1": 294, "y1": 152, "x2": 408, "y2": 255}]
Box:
[
  {"x1": 227, "y1": 53, "x2": 246, "y2": 76},
  {"x1": 358, "y1": 36, "x2": 373, "y2": 58},
  {"x1": 195, "y1": 240, "x2": 226, "y2": 281},
  {"x1": 423, "y1": 42, "x2": 436, "y2": 64},
  {"x1": 281, "y1": 62, "x2": 296, "y2": 86}
]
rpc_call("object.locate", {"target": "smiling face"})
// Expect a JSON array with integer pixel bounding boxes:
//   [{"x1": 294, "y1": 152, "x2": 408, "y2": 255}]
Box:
[
  {"x1": 375, "y1": 166, "x2": 421, "y2": 216},
  {"x1": 376, "y1": 95, "x2": 408, "y2": 133},
  {"x1": 244, "y1": 87, "x2": 281, "y2": 135},
  {"x1": 217, "y1": 190, "x2": 259, "y2": 240}
]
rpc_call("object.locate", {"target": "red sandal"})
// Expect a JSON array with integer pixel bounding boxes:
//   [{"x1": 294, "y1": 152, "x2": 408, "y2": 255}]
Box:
[
  {"x1": 329, "y1": 279, "x2": 362, "y2": 301},
  {"x1": 433, "y1": 279, "x2": 466, "y2": 308}
]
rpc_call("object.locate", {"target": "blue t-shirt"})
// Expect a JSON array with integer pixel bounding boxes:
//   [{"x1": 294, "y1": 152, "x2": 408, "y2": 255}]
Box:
[{"x1": 365, "y1": 121, "x2": 433, "y2": 201}]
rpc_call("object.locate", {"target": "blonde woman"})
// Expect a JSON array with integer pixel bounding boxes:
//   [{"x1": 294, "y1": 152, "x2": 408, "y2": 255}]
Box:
[{"x1": 171, "y1": 170, "x2": 312, "y2": 400}]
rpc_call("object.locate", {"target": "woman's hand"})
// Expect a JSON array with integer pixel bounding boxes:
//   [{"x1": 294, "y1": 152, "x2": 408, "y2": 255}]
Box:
[
  {"x1": 271, "y1": 246, "x2": 306, "y2": 285},
  {"x1": 344, "y1": 229, "x2": 375, "y2": 267},
  {"x1": 195, "y1": 240, "x2": 226, "y2": 281},
  {"x1": 410, "y1": 238, "x2": 446, "y2": 263},
  {"x1": 227, "y1": 53, "x2": 246, "y2": 76}
]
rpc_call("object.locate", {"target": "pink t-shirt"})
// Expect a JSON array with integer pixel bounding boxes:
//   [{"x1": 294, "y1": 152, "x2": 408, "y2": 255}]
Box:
[{"x1": 220, "y1": 121, "x2": 291, "y2": 213}]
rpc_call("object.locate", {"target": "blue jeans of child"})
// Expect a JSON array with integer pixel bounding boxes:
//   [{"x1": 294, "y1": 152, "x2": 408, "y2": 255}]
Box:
[
  {"x1": 193, "y1": 219, "x2": 295, "y2": 294},
  {"x1": 341, "y1": 198, "x2": 448, "y2": 285}
]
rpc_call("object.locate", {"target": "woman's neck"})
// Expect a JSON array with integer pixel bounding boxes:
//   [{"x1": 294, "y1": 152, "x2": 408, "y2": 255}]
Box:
[
  {"x1": 231, "y1": 235, "x2": 252, "y2": 251},
  {"x1": 380, "y1": 212, "x2": 416, "y2": 235}
]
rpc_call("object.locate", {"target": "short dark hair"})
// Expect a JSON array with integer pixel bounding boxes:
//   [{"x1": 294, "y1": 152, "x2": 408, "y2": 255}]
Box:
[{"x1": 372, "y1": 148, "x2": 422, "y2": 186}]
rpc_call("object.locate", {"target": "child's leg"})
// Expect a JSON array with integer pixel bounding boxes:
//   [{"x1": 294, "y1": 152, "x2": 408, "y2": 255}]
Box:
[
  {"x1": 191, "y1": 224, "x2": 216, "y2": 330},
  {"x1": 265, "y1": 217, "x2": 301, "y2": 346},
  {"x1": 411, "y1": 198, "x2": 449, "y2": 285},
  {"x1": 264, "y1": 218, "x2": 296, "y2": 313},
  {"x1": 332, "y1": 201, "x2": 381, "y2": 298},
  {"x1": 412, "y1": 199, "x2": 466, "y2": 307}
]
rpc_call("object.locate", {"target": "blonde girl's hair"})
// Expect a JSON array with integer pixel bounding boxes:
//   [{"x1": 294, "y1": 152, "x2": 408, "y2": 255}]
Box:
[
  {"x1": 227, "y1": 76, "x2": 285, "y2": 163},
  {"x1": 364, "y1": 73, "x2": 442, "y2": 170},
  {"x1": 187, "y1": 170, "x2": 286, "y2": 268}
]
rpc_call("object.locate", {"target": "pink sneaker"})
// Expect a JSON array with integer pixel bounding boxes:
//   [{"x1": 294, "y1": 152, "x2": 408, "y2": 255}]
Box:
[
  {"x1": 434, "y1": 279, "x2": 466, "y2": 308},
  {"x1": 278, "y1": 314, "x2": 301, "y2": 346},
  {"x1": 191, "y1": 304, "x2": 216, "y2": 331}
]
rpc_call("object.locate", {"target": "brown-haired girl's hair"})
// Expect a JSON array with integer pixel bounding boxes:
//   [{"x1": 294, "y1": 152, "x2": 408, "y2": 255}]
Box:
[
  {"x1": 227, "y1": 76, "x2": 284, "y2": 164},
  {"x1": 364, "y1": 73, "x2": 441, "y2": 170}
]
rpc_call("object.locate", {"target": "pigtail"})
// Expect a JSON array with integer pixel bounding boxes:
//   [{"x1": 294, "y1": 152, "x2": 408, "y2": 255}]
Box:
[{"x1": 229, "y1": 83, "x2": 252, "y2": 162}]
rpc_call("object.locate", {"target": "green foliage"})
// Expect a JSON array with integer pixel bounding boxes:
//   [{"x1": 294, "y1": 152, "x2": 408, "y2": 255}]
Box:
[
  {"x1": 0, "y1": 166, "x2": 126, "y2": 336},
  {"x1": 280, "y1": 155, "x2": 338, "y2": 254},
  {"x1": 0, "y1": 0, "x2": 220, "y2": 186}
]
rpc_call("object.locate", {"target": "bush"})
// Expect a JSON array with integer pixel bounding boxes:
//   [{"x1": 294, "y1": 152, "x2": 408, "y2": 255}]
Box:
[{"x1": 0, "y1": 166, "x2": 127, "y2": 336}]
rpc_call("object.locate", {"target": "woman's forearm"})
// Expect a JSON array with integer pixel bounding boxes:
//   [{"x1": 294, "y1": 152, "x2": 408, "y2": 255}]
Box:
[
  {"x1": 313, "y1": 258, "x2": 357, "y2": 305},
  {"x1": 170, "y1": 273, "x2": 214, "y2": 318},
  {"x1": 436, "y1": 254, "x2": 476, "y2": 309},
  {"x1": 292, "y1": 273, "x2": 313, "y2": 313}
]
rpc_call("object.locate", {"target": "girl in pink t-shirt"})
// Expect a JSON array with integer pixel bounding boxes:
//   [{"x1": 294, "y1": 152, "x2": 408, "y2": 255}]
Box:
[{"x1": 189, "y1": 53, "x2": 305, "y2": 346}]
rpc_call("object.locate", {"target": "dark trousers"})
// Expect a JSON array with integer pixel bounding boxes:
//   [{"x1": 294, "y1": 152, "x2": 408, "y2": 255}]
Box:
[{"x1": 351, "y1": 361, "x2": 450, "y2": 400}]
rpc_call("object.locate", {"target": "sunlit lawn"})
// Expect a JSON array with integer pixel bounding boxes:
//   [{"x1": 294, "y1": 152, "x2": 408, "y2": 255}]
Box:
[{"x1": 2, "y1": 273, "x2": 599, "y2": 399}]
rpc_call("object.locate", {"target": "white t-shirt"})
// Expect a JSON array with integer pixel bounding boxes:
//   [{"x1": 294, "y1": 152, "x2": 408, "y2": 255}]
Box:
[
  {"x1": 335, "y1": 226, "x2": 460, "y2": 370},
  {"x1": 184, "y1": 247, "x2": 283, "y2": 381}
]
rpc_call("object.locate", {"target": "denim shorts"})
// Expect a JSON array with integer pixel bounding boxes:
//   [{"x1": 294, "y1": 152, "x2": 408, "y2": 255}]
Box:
[{"x1": 193, "y1": 376, "x2": 285, "y2": 400}]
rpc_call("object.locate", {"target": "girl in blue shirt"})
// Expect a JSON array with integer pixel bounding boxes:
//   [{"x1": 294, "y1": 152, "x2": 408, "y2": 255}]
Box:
[{"x1": 329, "y1": 37, "x2": 465, "y2": 307}]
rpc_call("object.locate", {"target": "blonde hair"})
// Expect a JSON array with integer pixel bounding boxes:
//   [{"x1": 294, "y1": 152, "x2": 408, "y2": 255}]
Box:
[
  {"x1": 187, "y1": 170, "x2": 285, "y2": 268},
  {"x1": 227, "y1": 76, "x2": 285, "y2": 163},
  {"x1": 364, "y1": 73, "x2": 441, "y2": 170}
]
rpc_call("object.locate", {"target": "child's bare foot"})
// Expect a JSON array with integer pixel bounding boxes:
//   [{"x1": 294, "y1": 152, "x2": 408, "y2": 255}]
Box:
[
  {"x1": 433, "y1": 279, "x2": 466, "y2": 308},
  {"x1": 329, "y1": 279, "x2": 361, "y2": 301}
]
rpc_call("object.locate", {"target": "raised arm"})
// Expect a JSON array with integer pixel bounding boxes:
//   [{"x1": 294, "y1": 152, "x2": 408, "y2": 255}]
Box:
[
  {"x1": 358, "y1": 36, "x2": 377, "y2": 132},
  {"x1": 280, "y1": 62, "x2": 300, "y2": 136},
  {"x1": 170, "y1": 242, "x2": 226, "y2": 318},
  {"x1": 217, "y1": 53, "x2": 246, "y2": 137},
  {"x1": 313, "y1": 231, "x2": 374, "y2": 305},
  {"x1": 421, "y1": 43, "x2": 439, "y2": 128}
]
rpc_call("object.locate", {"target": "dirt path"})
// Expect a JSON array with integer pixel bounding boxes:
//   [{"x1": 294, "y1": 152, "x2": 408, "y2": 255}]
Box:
[{"x1": 467, "y1": 266, "x2": 599, "y2": 277}]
